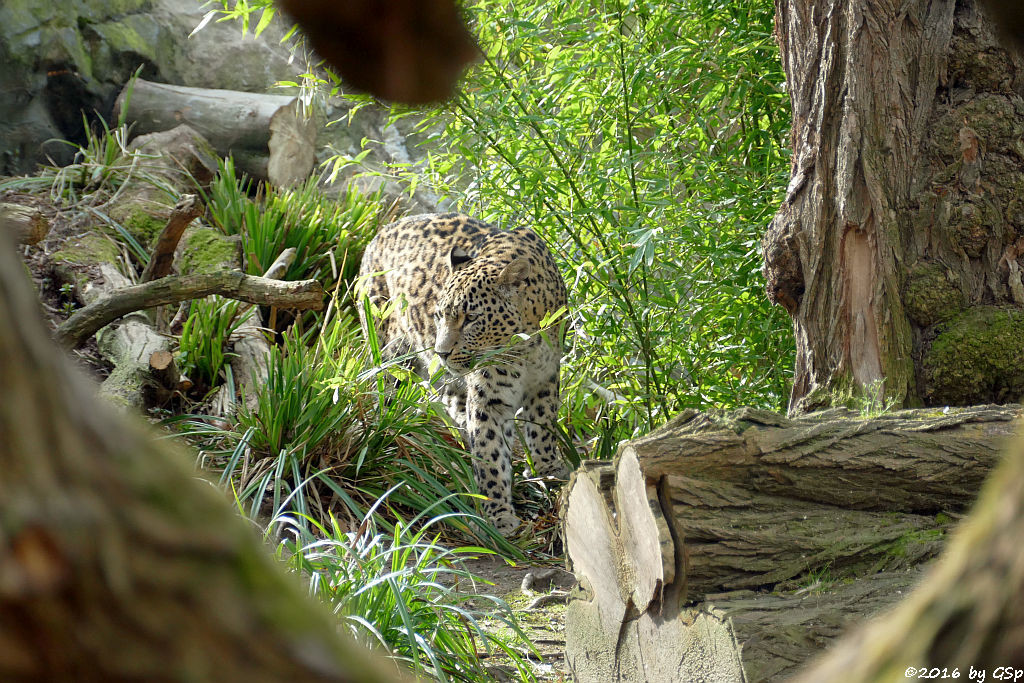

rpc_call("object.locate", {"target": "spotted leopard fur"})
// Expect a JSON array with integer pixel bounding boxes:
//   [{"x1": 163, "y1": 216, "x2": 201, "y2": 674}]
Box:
[{"x1": 357, "y1": 213, "x2": 569, "y2": 534}]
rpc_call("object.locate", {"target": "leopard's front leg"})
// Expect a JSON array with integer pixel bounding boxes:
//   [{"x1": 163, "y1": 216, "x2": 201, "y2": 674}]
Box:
[
  {"x1": 521, "y1": 370, "x2": 569, "y2": 480},
  {"x1": 466, "y1": 368, "x2": 521, "y2": 535}
]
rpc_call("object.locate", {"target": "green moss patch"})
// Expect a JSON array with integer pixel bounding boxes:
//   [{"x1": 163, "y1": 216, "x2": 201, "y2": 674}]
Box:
[
  {"x1": 903, "y1": 261, "x2": 964, "y2": 327},
  {"x1": 178, "y1": 227, "x2": 240, "y2": 275},
  {"x1": 51, "y1": 231, "x2": 121, "y2": 267},
  {"x1": 113, "y1": 204, "x2": 166, "y2": 247},
  {"x1": 922, "y1": 306, "x2": 1024, "y2": 405}
]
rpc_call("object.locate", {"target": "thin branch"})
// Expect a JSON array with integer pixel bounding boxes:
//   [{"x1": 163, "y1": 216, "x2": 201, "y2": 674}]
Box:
[
  {"x1": 56, "y1": 271, "x2": 323, "y2": 348},
  {"x1": 140, "y1": 194, "x2": 204, "y2": 283}
]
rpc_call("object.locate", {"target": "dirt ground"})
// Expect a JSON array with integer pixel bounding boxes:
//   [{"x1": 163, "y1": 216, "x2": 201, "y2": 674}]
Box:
[{"x1": 462, "y1": 555, "x2": 576, "y2": 681}]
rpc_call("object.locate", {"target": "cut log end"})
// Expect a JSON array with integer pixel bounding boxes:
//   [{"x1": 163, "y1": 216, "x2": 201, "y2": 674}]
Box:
[
  {"x1": 563, "y1": 406, "x2": 1021, "y2": 681},
  {"x1": 1, "y1": 203, "x2": 51, "y2": 245}
]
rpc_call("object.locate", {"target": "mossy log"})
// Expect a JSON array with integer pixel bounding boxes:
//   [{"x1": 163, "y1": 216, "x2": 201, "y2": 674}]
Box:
[
  {"x1": 712, "y1": 569, "x2": 923, "y2": 682},
  {"x1": 562, "y1": 405, "x2": 1021, "y2": 682},
  {"x1": 0, "y1": 233, "x2": 399, "y2": 681},
  {"x1": 85, "y1": 263, "x2": 173, "y2": 410}
]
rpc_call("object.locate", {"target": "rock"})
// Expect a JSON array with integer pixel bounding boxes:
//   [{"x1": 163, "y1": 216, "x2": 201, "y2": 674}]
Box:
[
  {"x1": 0, "y1": 0, "x2": 297, "y2": 175},
  {"x1": 0, "y1": 0, "x2": 443, "y2": 213}
]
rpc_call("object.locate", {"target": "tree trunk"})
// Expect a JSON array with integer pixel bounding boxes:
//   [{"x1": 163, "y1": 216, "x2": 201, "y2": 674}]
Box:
[
  {"x1": 764, "y1": 0, "x2": 1024, "y2": 412},
  {"x1": 0, "y1": 234, "x2": 399, "y2": 681},
  {"x1": 562, "y1": 405, "x2": 1021, "y2": 681}
]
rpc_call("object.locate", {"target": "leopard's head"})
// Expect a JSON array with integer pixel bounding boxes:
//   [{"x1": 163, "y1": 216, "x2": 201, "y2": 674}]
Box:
[{"x1": 433, "y1": 246, "x2": 534, "y2": 374}]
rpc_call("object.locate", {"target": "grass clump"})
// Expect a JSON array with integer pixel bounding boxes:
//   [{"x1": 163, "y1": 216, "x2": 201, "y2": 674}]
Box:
[
  {"x1": 177, "y1": 296, "x2": 245, "y2": 396},
  {"x1": 276, "y1": 497, "x2": 538, "y2": 682},
  {"x1": 184, "y1": 304, "x2": 527, "y2": 554},
  {"x1": 204, "y1": 157, "x2": 383, "y2": 286}
]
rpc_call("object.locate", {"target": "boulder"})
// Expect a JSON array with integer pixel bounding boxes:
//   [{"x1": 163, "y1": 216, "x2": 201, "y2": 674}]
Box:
[{"x1": 0, "y1": 0, "x2": 297, "y2": 175}]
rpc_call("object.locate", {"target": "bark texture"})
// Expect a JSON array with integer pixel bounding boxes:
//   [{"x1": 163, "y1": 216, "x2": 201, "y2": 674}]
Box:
[
  {"x1": 765, "y1": 0, "x2": 1024, "y2": 412},
  {"x1": 140, "y1": 194, "x2": 204, "y2": 283},
  {"x1": 791, "y1": 429, "x2": 1024, "y2": 681},
  {"x1": 713, "y1": 569, "x2": 923, "y2": 682},
  {"x1": 0, "y1": 235, "x2": 398, "y2": 681},
  {"x1": 562, "y1": 405, "x2": 1020, "y2": 681}
]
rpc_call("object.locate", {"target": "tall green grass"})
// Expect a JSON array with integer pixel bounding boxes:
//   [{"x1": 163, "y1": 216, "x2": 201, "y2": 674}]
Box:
[
  {"x1": 177, "y1": 297, "x2": 244, "y2": 395},
  {"x1": 176, "y1": 161, "x2": 385, "y2": 398},
  {"x1": 183, "y1": 302, "x2": 527, "y2": 554},
  {"x1": 275, "y1": 496, "x2": 537, "y2": 681},
  {"x1": 204, "y1": 158, "x2": 382, "y2": 285}
]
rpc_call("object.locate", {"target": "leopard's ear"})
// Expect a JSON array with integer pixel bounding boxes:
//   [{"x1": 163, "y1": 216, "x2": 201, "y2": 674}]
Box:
[
  {"x1": 497, "y1": 257, "x2": 531, "y2": 287},
  {"x1": 447, "y1": 245, "x2": 472, "y2": 273}
]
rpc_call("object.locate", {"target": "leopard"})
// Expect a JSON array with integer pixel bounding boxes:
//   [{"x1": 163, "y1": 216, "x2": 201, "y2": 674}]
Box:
[{"x1": 357, "y1": 213, "x2": 569, "y2": 535}]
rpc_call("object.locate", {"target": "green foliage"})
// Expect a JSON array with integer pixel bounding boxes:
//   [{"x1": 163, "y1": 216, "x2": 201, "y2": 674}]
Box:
[
  {"x1": 303, "y1": 0, "x2": 793, "y2": 445},
  {"x1": 276, "y1": 500, "x2": 537, "y2": 681},
  {"x1": 426, "y1": 0, "x2": 792, "y2": 433},
  {"x1": 181, "y1": 160, "x2": 385, "y2": 401},
  {"x1": 177, "y1": 297, "x2": 245, "y2": 394},
  {"x1": 204, "y1": 159, "x2": 381, "y2": 285},
  {"x1": 185, "y1": 305, "x2": 526, "y2": 554},
  {"x1": 199, "y1": 2, "x2": 796, "y2": 446}
]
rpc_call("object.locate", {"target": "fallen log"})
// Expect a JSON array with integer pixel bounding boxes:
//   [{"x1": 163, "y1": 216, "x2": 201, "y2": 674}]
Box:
[
  {"x1": 791, "y1": 429, "x2": 1024, "y2": 681},
  {"x1": 0, "y1": 202, "x2": 50, "y2": 244},
  {"x1": 115, "y1": 79, "x2": 316, "y2": 187},
  {"x1": 149, "y1": 348, "x2": 191, "y2": 395},
  {"x1": 77, "y1": 263, "x2": 172, "y2": 410},
  {"x1": 56, "y1": 270, "x2": 324, "y2": 349},
  {"x1": 562, "y1": 405, "x2": 1021, "y2": 682},
  {"x1": 712, "y1": 568, "x2": 924, "y2": 682},
  {"x1": 624, "y1": 406, "x2": 1014, "y2": 511}
]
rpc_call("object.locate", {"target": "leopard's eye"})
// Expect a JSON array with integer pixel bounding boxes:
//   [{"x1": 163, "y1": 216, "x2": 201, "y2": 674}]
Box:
[{"x1": 465, "y1": 312, "x2": 480, "y2": 323}]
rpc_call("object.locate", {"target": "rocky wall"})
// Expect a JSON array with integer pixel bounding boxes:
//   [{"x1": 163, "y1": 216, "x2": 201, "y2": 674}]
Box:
[{"x1": 0, "y1": 0, "x2": 296, "y2": 174}]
